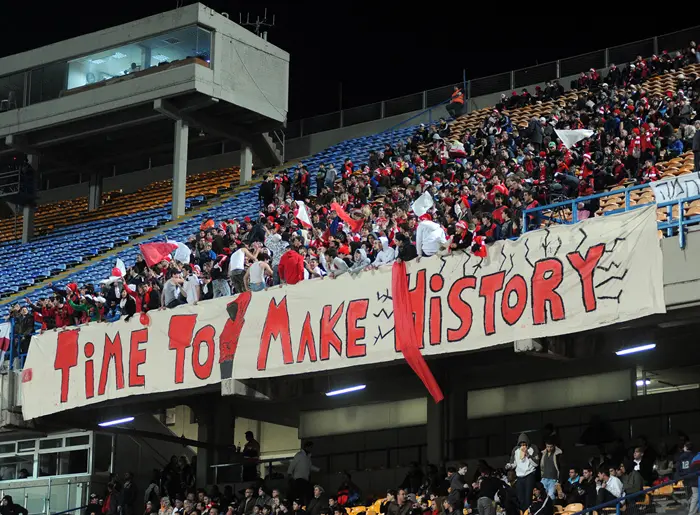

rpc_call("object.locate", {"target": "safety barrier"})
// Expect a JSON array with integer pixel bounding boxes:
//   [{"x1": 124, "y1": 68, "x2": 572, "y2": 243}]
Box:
[
  {"x1": 523, "y1": 183, "x2": 700, "y2": 249},
  {"x1": 571, "y1": 470, "x2": 699, "y2": 515}
]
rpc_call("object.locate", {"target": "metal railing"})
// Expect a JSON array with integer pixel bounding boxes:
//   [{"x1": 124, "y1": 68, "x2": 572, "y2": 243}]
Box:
[
  {"x1": 284, "y1": 25, "x2": 700, "y2": 139},
  {"x1": 382, "y1": 98, "x2": 452, "y2": 145},
  {"x1": 6, "y1": 318, "x2": 29, "y2": 370},
  {"x1": 522, "y1": 183, "x2": 700, "y2": 249},
  {"x1": 571, "y1": 470, "x2": 700, "y2": 515}
]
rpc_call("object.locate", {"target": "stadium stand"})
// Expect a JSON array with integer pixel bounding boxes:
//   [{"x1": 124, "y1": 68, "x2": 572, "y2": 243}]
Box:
[{"x1": 2, "y1": 41, "x2": 700, "y2": 352}]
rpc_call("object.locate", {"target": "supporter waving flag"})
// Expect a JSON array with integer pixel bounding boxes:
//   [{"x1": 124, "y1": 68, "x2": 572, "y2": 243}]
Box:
[
  {"x1": 331, "y1": 202, "x2": 364, "y2": 233},
  {"x1": 139, "y1": 242, "x2": 179, "y2": 267},
  {"x1": 295, "y1": 201, "x2": 313, "y2": 229}
]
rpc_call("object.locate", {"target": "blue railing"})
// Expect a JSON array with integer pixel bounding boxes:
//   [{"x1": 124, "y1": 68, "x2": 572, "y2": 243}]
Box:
[
  {"x1": 6, "y1": 317, "x2": 29, "y2": 370},
  {"x1": 572, "y1": 470, "x2": 699, "y2": 515},
  {"x1": 523, "y1": 182, "x2": 700, "y2": 249}
]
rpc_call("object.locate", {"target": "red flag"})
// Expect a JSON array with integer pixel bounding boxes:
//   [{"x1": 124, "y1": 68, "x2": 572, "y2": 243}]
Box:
[
  {"x1": 331, "y1": 202, "x2": 364, "y2": 234},
  {"x1": 391, "y1": 261, "x2": 444, "y2": 403},
  {"x1": 140, "y1": 242, "x2": 179, "y2": 267}
]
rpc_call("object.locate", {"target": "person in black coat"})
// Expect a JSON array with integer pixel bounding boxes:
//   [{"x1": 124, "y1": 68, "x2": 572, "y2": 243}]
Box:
[
  {"x1": 527, "y1": 483, "x2": 553, "y2": 515},
  {"x1": 1, "y1": 496, "x2": 28, "y2": 515},
  {"x1": 395, "y1": 234, "x2": 417, "y2": 262},
  {"x1": 259, "y1": 175, "x2": 276, "y2": 207},
  {"x1": 305, "y1": 486, "x2": 328, "y2": 515}
]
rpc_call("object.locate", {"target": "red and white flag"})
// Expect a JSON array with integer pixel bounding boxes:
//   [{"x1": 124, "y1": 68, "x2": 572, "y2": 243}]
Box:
[
  {"x1": 0, "y1": 322, "x2": 11, "y2": 352},
  {"x1": 295, "y1": 201, "x2": 313, "y2": 229}
]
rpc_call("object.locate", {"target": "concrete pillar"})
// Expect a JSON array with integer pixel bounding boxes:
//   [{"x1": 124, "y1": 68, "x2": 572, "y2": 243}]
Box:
[
  {"x1": 194, "y1": 399, "x2": 235, "y2": 485},
  {"x1": 447, "y1": 387, "x2": 468, "y2": 460},
  {"x1": 21, "y1": 205, "x2": 34, "y2": 244},
  {"x1": 21, "y1": 154, "x2": 39, "y2": 244},
  {"x1": 426, "y1": 398, "x2": 446, "y2": 466},
  {"x1": 239, "y1": 144, "x2": 253, "y2": 186},
  {"x1": 172, "y1": 119, "x2": 188, "y2": 219},
  {"x1": 88, "y1": 174, "x2": 103, "y2": 211}
]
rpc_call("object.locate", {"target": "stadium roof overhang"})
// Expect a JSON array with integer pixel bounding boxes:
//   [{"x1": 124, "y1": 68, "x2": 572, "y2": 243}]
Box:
[{"x1": 0, "y1": 91, "x2": 282, "y2": 175}]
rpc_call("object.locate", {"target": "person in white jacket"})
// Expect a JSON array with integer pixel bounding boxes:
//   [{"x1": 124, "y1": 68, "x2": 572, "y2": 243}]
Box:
[
  {"x1": 373, "y1": 236, "x2": 396, "y2": 267},
  {"x1": 416, "y1": 214, "x2": 447, "y2": 258},
  {"x1": 508, "y1": 433, "x2": 540, "y2": 510}
]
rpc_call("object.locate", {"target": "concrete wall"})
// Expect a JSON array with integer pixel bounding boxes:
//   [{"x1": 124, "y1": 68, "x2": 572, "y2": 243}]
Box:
[
  {"x1": 662, "y1": 230, "x2": 700, "y2": 308},
  {"x1": 233, "y1": 417, "x2": 300, "y2": 459},
  {"x1": 208, "y1": 10, "x2": 289, "y2": 123},
  {"x1": 307, "y1": 387, "x2": 700, "y2": 499}
]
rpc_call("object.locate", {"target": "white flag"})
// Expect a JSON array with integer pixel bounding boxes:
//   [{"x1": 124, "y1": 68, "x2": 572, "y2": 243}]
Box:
[
  {"x1": 555, "y1": 129, "x2": 594, "y2": 150},
  {"x1": 115, "y1": 258, "x2": 126, "y2": 278},
  {"x1": 411, "y1": 191, "x2": 435, "y2": 217},
  {"x1": 295, "y1": 201, "x2": 313, "y2": 229},
  {"x1": 168, "y1": 240, "x2": 192, "y2": 264}
]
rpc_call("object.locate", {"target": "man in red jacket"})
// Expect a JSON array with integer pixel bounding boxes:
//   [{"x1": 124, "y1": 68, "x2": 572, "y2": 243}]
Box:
[{"x1": 278, "y1": 248, "x2": 305, "y2": 286}]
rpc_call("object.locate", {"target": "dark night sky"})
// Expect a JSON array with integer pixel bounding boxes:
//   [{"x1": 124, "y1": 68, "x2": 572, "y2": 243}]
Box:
[{"x1": 1, "y1": 3, "x2": 695, "y2": 120}]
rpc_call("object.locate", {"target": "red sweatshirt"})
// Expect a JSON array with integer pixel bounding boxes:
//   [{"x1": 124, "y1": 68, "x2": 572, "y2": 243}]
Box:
[{"x1": 278, "y1": 250, "x2": 305, "y2": 285}]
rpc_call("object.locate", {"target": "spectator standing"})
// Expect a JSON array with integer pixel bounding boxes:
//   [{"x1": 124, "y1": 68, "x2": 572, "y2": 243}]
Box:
[
  {"x1": 242, "y1": 430, "x2": 261, "y2": 481},
  {"x1": 415, "y1": 214, "x2": 447, "y2": 258},
  {"x1": 288, "y1": 442, "x2": 319, "y2": 505},
  {"x1": 120, "y1": 472, "x2": 137, "y2": 515},
  {"x1": 446, "y1": 86, "x2": 465, "y2": 119},
  {"x1": 540, "y1": 441, "x2": 562, "y2": 499},
  {"x1": 446, "y1": 464, "x2": 468, "y2": 507},
  {"x1": 245, "y1": 254, "x2": 273, "y2": 292},
  {"x1": 278, "y1": 248, "x2": 305, "y2": 286},
  {"x1": 161, "y1": 271, "x2": 186, "y2": 309},
  {"x1": 509, "y1": 433, "x2": 539, "y2": 510}
]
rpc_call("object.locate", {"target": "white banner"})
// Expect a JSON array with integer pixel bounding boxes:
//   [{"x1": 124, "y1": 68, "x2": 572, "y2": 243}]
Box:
[
  {"x1": 650, "y1": 172, "x2": 700, "y2": 203},
  {"x1": 554, "y1": 129, "x2": 594, "y2": 149},
  {"x1": 21, "y1": 207, "x2": 665, "y2": 419}
]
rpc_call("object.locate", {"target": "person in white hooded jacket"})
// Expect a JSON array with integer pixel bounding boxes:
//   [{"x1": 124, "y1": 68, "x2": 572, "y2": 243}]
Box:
[
  {"x1": 373, "y1": 236, "x2": 396, "y2": 267},
  {"x1": 508, "y1": 433, "x2": 540, "y2": 510},
  {"x1": 416, "y1": 214, "x2": 447, "y2": 257}
]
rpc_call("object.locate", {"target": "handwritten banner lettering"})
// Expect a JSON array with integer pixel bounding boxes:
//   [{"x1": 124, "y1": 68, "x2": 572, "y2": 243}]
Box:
[{"x1": 21, "y1": 207, "x2": 664, "y2": 420}]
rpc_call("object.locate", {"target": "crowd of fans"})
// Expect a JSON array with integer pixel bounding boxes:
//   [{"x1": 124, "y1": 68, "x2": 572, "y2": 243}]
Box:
[
  {"x1": 3, "y1": 44, "x2": 700, "y2": 360},
  {"x1": 84, "y1": 431, "x2": 700, "y2": 515}
]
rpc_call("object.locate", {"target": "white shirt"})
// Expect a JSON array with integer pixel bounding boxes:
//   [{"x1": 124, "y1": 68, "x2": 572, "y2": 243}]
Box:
[
  {"x1": 597, "y1": 475, "x2": 624, "y2": 499},
  {"x1": 229, "y1": 249, "x2": 246, "y2": 272},
  {"x1": 287, "y1": 450, "x2": 319, "y2": 480},
  {"x1": 182, "y1": 276, "x2": 199, "y2": 304},
  {"x1": 416, "y1": 220, "x2": 447, "y2": 257}
]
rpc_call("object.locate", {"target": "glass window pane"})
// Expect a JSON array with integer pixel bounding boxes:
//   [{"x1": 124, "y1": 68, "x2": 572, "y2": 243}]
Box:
[
  {"x1": 18, "y1": 440, "x2": 35, "y2": 451},
  {"x1": 39, "y1": 438, "x2": 63, "y2": 450},
  {"x1": 0, "y1": 443, "x2": 16, "y2": 454},
  {"x1": 39, "y1": 452, "x2": 58, "y2": 476},
  {"x1": 59, "y1": 450, "x2": 88, "y2": 475},
  {"x1": 0, "y1": 73, "x2": 24, "y2": 111},
  {"x1": 93, "y1": 434, "x2": 113, "y2": 474},
  {"x1": 66, "y1": 435, "x2": 89, "y2": 447},
  {"x1": 65, "y1": 26, "x2": 210, "y2": 93},
  {"x1": 0, "y1": 455, "x2": 34, "y2": 479}
]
